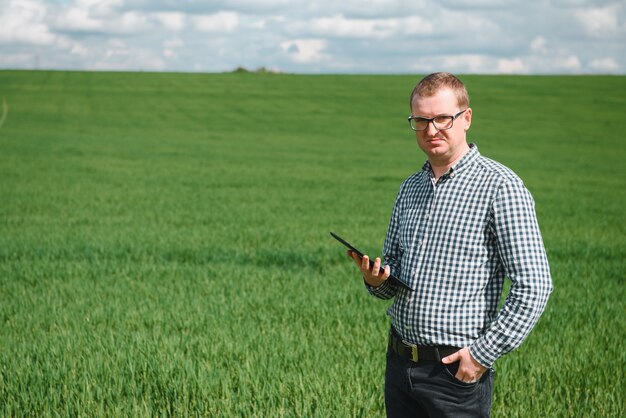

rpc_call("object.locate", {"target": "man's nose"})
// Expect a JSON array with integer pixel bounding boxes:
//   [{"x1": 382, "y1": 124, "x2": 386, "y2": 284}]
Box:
[{"x1": 425, "y1": 120, "x2": 439, "y2": 135}]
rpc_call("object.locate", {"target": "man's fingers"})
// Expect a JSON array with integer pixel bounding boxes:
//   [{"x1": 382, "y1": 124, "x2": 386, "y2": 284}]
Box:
[
  {"x1": 441, "y1": 351, "x2": 459, "y2": 364},
  {"x1": 346, "y1": 252, "x2": 389, "y2": 283},
  {"x1": 383, "y1": 265, "x2": 391, "y2": 278},
  {"x1": 441, "y1": 348, "x2": 486, "y2": 382},
  {"x1": 372, "y1": 257, "x2": 381, "y2": 276},
  {"x1": 347, "y1": 251, "x2": 357, "y2": 265},
  {"x1": 361, "y1": 255, "x2": 369, "y2": 271},
  {"x1": 348, "y1": 251, "x2": 363, "y2": 266}
]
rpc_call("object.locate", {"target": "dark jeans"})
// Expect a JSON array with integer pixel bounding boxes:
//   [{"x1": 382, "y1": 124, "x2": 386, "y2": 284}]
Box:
[{"x1": 385, "y1": 345, "x2": 494, "y2": 417}]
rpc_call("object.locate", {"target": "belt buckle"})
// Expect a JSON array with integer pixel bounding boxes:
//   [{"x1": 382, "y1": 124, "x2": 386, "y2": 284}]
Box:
[{"x1": 403, "y1": 339, "x2": 419, "y2": 362}]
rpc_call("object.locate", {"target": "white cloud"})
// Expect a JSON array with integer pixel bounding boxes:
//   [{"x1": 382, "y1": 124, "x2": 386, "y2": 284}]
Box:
[
  {"x1": 303, "y1": 15, "x2": 400, "y2": 39},
  {"x1": 74, "y1": 0, "x2": 124, "y2": 18},
  {"x1": 281, "y1": 39, "x2": 328, "y2": 63},
  {"x1": 105, "y1": 48, "x2": 129, "y2": 60},
  {"x1": 53, "y1": 5, "x2": 151, "y2": 35},
  {"x1": 154, "y1": 12, "x2": 186, "y2": 31},
  {"x1": 572, "y1": 5, "x2": 624, "y2": 38},
  {"x1": 498, "y1": 58, "x2": 528, "y2": 73},
  {"x1": 163, "y1": 38, "x2": 184, "y2": 49},
  {"x1": 0, "y1": 0, "x2": 623, "y2": 73},
  {"x1": 589, "y1": 57, "x2": 619, "y2": 72},
  {"x1": 0, "y1": 0, "x2": 56, "y2": 45},
  {"x1": 162, "y1": 37, "x2": 183, "y2": 59},
  {"x1": 560, "y1": 55, "x2": 582, "y2": 71},
  {"x1": 289, "y1": 14, "x2": 445, "y2": 39},
  {"x1": 409, "y1": 54, "x2": 492, "y2": 74},
  {"x1": 193, "y1": 12, "x2": 239, "y2": 32},
  {"x1": 69, "y1": 42, "x2": 89, "y2": 57},
  {"x1": 530, "y1": 36, "x2": 548, "y2": 54},
  {"x1": 0, "y1": 52, "x2": 37, "y2": 67},
  {"x1": 441, "y1": 54, "x2": 491, "y2": 73},
  {"x1": 309, "y1": 0, "x2": 421, "y2": 19},
  {"x1": 301, "y1": 16, "x2": 397, "y2": 38},
  {"x1": 118, "y1": 11, "x2": 149, "y2": 30},
  {"x1": 54, "y1": 6, "x2": 104, "y2": 31},
  {"x1": 440, "y1": 0, "x2": 518, "y2": 7}
]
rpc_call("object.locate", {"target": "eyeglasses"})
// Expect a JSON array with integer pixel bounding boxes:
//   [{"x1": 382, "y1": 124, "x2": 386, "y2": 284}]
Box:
[{"x1": 408, "y1": 109, "x2": 467, "y2": 131}]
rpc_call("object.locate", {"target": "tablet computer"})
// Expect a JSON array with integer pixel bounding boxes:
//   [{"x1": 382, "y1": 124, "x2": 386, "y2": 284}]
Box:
[{"x1": 330, "y1": 231, "x2": 409, "y2": 289}]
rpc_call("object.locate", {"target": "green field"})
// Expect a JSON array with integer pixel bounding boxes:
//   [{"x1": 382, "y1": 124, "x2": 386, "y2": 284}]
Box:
[{"x1": 0, "y1": 71, "x2": 624, "y2": 417}]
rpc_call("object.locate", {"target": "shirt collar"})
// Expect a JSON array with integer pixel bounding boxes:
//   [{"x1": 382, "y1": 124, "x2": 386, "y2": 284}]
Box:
[
  {"x1": 450, "y1": 143, "x2": 479, "y2": 176},
  {"x1": 422, "y1": 143, "x2": 480, "y2": 180}
]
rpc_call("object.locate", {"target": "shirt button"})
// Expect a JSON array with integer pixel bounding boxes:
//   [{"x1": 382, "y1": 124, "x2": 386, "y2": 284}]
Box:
[{"x1": 450, "y1": 172, "x2": 455, "y2": 178}]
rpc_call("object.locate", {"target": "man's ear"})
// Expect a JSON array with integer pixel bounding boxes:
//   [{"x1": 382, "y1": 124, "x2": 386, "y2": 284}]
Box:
[{"x1": 464, "y1": 107, "x2": 472, "y2": 131}]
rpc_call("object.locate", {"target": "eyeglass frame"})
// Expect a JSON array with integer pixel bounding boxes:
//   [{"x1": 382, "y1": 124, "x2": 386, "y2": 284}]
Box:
[{"x1": 407, "y1": 109, "x2": 468, "y2": 131}]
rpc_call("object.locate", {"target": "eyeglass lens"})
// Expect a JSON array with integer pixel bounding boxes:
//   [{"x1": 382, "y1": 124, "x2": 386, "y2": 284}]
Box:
[{"x1": 411, "y1": 115, "x2": 454, "y2": 131}]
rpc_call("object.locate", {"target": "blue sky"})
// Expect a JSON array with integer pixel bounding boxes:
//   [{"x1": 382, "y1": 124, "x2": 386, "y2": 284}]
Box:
[{"x1": 1, "y1": 0, "x2": 624, "y2": 74}]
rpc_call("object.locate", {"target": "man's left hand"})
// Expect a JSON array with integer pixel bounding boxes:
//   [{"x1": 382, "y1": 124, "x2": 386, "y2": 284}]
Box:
[{"x1": 441, "y1": 347, "x2": 487, "y2": 383}]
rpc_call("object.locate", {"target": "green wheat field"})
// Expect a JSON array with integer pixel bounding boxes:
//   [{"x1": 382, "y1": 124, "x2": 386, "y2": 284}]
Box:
[{"x1": 0, "y1": 71, "x2": 624, "y2": 417}]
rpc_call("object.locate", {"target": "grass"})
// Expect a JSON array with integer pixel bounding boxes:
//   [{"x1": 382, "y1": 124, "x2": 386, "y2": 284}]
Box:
[{"x1": 0, "y1": 70, "x2": 624, "y2": 417}]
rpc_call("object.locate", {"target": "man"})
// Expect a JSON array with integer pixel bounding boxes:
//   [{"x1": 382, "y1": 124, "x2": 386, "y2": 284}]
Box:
[{"x1": 348, "y1": 72, "x2": 553, "y2": 417}]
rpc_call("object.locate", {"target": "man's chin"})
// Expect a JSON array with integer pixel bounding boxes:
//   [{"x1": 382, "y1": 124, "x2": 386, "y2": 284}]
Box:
[{"x1": 422, "y1": 142, "x2": 448, "y2": 156}]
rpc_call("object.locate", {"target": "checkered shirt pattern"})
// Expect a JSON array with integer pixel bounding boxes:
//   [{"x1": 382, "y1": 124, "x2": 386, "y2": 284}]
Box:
[{"x1": 368, "y1": 145, "x2": 553, "y2": 367}]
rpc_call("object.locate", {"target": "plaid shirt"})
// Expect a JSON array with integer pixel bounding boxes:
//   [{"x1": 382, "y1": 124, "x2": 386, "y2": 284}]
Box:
[{"x1": 368, "y1": 144, "x2": 553, "y2": 367}]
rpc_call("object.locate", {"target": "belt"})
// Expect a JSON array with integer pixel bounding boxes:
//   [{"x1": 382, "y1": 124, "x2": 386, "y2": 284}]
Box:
[{"x1": 389, "y1": 328, "x2": 460, "y2": 363}]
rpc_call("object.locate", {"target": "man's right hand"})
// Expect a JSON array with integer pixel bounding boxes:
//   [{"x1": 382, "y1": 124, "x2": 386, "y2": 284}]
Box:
[{"x1": 347, "y1": 250, "x2": 390, "y2": 288}]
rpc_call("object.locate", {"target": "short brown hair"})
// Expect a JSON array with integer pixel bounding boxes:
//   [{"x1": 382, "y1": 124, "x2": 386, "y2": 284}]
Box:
[{"x1": 409, "y1": 72, "x2": 469, "y2": 109}]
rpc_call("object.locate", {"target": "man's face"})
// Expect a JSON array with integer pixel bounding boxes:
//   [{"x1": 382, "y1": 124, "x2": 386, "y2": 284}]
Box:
[{"x1": 410, "y1": 88, "x2": 472, "y2": 166}]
